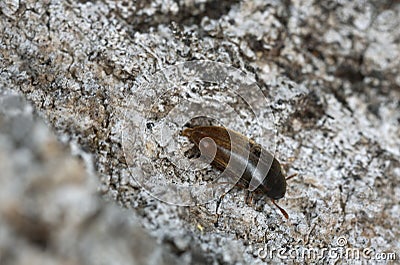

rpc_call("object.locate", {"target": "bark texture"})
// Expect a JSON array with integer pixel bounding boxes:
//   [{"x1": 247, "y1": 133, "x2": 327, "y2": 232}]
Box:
[{"x1": 1, "y1": 0, "x2": 399, "y2": 264}]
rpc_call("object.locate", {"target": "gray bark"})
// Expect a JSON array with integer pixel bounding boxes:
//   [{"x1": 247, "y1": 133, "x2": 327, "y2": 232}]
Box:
[{"x1": 1, "y1": 0, "x2": 399, "y2": 264}]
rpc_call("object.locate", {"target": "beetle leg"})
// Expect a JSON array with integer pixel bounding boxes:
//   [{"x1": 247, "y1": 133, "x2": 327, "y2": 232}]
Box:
[
  {"x1": 271, "y1": 199, "x2": 289, "y2": 219},
  {"x1": 214, "y1": 192, "x2": 227, "y2": 227},
  {"x1": 286, "y1": 173, "x2": 298, "y2": 181},
  {"x1": 245, "y1": 190, "x2": 254, "y2": 205}
]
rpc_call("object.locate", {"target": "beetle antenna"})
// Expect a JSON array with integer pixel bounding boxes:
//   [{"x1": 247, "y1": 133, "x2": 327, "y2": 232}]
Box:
[
  {"x1": 271, "y1": 199, "x2": 289, "y2": 219},
  {"x1": 286, "y1": 173, "x2": 297, "y2": 181}
]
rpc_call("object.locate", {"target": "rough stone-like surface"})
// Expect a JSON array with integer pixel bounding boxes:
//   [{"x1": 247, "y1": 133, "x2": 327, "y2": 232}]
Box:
[
  {"x1": 0, "y1": 93, "x2": 187, "y2": 265},
  {"x1": 1, "y1": 0, "x2": 399, "y2": 264}
]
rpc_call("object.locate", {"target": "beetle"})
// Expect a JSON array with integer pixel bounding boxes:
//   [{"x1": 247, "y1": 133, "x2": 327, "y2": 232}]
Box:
[{"x1": 182, "y1": 125, "x2": 293, "y2": 219}]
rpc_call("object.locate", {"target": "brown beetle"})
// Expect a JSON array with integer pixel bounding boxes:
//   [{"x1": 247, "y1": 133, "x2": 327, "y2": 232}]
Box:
[{"x1": 182, "y1": 125, "x2": 292, "y2": 219}]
